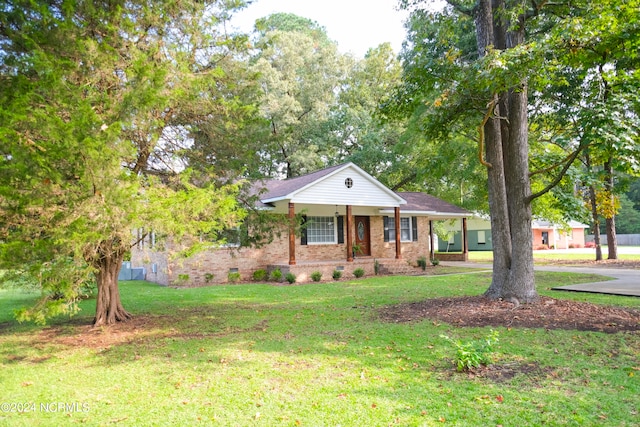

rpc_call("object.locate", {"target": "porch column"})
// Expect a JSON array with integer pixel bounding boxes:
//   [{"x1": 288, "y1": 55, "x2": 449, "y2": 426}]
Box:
[
  {"x1": 288, "y1": 202, "x2": 296, "y2": 265},
  {"x1": 346, "y1": 205, "x2": 353, "y2": 262},
  {"x1": 394, "y1": 206, "x2": 401, "y2": 259},
  {"x1": 462, "y1": 217, "x2": 469, "y2": 261},
  {"x1": 429, "y1": 219, "x2": 435, "y2": 261}
]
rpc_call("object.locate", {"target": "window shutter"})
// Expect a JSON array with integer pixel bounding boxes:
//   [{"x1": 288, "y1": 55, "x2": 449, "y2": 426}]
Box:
[
  {"x1": 300, "y1": 215, "x2": 308, "y2": 245},
  {"x1": 337, "y1": 216, "x2": 344, "y2": 244},
  {"x1": 383, "y1": 216, "x2": 390, "y2": 242},
  {"x1": 412, "y1": 217, "x2": 418, "y2": 241}
]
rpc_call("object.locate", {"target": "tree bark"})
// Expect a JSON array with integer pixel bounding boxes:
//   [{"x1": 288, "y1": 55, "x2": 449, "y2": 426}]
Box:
[
  {"x1": 91, "y1": 241, "x2": 132, "y2": 327},
  {"x1": 476, "y1": 0, "x2": 537, "y2": 303},
  {"x1": 604, "y1": 158, "x2": 618, "y2": 260},
  {"x1": 585, "y1": 151, "x2": 603, "y2": 260}
]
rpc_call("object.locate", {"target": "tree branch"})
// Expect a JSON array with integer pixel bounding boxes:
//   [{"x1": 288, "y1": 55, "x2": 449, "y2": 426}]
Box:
[
  {"x1": 527, "y1": 141, "x2": 589, "y2": 202},
  {"x1": 477, "y1": 97, "x2": 495, "y2": 169}
]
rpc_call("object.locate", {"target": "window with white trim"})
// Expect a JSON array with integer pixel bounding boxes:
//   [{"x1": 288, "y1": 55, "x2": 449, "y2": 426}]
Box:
[
  {"x1": 477, "y1": 230, "x2": 486, "y2": 244},
  {"x1": 306, "y1": 216, "x2": 336, "y2": 244}
]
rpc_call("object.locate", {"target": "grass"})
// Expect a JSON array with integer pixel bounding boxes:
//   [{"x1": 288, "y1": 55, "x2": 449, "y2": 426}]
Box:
[
  {"x1": 467, "y1": 247, "x2": 640, "y2": 264},
  {"x1": 1, "y1": 271, "x2": 639, "y2": 426}
]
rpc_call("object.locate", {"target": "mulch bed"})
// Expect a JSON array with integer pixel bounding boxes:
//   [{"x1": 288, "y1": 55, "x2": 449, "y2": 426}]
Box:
[{"x1": 379, "y1": 295, "x2": 640, "y2": 333}]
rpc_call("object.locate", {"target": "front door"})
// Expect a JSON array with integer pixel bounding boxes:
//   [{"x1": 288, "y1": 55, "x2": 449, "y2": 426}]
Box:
[{"x1": 354, "y1": 216, "x2": 371, "y2": 256}]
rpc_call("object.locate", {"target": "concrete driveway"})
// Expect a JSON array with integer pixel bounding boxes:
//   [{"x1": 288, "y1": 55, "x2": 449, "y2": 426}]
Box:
[{"x1": 544, "y1": 265, "x2": 640, "y2": 297}]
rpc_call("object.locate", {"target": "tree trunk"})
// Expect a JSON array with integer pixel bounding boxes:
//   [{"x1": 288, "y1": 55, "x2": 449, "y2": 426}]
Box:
[
  {"x1": 476, "y1": 0, "x2": 537, "y2": 303},
  {"x1": 585, "y1": 151, "x2": 603, "y2": 260},
  {"x1": 92, "y1": 244, "x2": 132, "y2": 327},
  {"x1": 483, "y1": 94, "x2": 511, "y2": 299},
  {"x1": 604, "y1": 158, "x2": 618, "y2": 260},
  {"x1": 589, "y1": 185, "x2": 603, "y2": 261}
]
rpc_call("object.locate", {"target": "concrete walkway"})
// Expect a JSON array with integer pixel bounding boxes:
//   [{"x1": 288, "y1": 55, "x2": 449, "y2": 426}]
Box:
[{"x1": 441, "y1": 262, "x2": 640, "y2": 297}]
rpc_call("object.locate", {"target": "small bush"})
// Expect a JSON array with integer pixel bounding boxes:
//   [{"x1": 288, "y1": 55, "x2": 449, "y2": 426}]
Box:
[
  {"x1": 430, "y1": 258, "x2": 440, "y2": 266},
  {"x1": 285, "y1": 272, "x2": 296, "y2": 284},
  {"x1": 332, "y1": 269, "x2": 342, "y2": 280},
  {"x1": 269, "y1": 268, "x2": 282, "y2": 282},
  {"x1": 310, "y1": 271, "x2": 322, "y2": 282},
  {"x1": 417, "y1": 256, "x2": 427, "y2": 271},
  {"x1": 173, "y1": 274, "x2": 189, "y2": 286},
  {"x1": 440, "y1": 330, "x2": 499, "y2": 372},
  {"x1": 353, "y1": 267, "x2": 365, "y2": 278},
  {"x1": 227, "y1": 272, "x2": 241, "y2": 283},
  {"x1": 204, "y1": 273, "x2": 215, "y2": 283},
  {"x1": 252, "y1": 269, "x2": 267, "y2": 281},
  {"x1": 374, "y1": 259, "x2": 380, "y2": 275}
]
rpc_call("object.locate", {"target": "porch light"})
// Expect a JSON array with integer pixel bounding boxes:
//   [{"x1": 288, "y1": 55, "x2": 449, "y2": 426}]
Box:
[{"x1": 335, "y1": 205, "x2": 340, "y2": 217}]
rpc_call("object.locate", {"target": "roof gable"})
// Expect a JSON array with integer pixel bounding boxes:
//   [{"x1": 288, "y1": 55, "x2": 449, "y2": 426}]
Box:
[{"x1": 260, "y1": 163, "x2": 405, "y2": 207}]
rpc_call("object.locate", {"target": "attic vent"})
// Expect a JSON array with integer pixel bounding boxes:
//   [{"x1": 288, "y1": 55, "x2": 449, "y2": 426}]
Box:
[{"x1": 344, "y1": 177, "x2": 353, "y2": 188}]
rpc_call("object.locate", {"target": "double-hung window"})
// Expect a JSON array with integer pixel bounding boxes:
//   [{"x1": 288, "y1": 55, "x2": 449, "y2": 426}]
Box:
[
  {"x1": 384, "y1": 216, "x2": 418, "y2": 242},
  {"x1": 306, "y1": 216, "x2": 336, "y2": 244}
]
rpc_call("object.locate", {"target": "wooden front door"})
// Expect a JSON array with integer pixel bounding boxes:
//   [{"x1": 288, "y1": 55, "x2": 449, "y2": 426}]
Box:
[{"x1": 354, "y1": 216, "x2": 371, "y2": 256}]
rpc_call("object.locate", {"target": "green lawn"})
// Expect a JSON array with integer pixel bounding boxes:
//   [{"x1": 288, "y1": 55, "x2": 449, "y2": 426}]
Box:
[
  {"x1": 467, "y1": 248, "x2": 640, "y2": 263},
  {"x1": 1, "y1": 271, "x2": 639, "y2": 426}
]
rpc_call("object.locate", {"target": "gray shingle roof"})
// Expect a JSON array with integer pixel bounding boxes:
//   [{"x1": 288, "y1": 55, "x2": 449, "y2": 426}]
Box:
[{"x1": 397, "y1": 192, "x2": 470, "y2": 215}]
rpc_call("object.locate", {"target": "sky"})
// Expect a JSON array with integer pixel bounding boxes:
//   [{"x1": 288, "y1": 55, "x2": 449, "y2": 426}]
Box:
[{"x1": 230, "y1": 0, "x2": 416, "y2": 58}]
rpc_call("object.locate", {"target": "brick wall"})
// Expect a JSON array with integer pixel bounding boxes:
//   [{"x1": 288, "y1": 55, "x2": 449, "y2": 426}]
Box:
[{"x1": 130, "y1": 215, "x2": 435, "y2": 286}]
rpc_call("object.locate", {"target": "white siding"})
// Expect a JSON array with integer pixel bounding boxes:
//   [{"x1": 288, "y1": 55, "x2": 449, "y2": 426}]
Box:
[{"x1": 290, "y1": 167, "x2": 403, "y2": 207}]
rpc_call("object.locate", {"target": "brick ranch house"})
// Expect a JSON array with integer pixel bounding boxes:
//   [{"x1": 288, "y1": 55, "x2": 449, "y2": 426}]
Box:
[{"x1": 131, "y1": 163, "x2": 471, "y2": 285}]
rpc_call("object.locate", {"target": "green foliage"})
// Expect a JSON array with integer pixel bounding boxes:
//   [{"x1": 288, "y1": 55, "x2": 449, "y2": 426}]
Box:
[
  {"x1": 417, "y1": 256, "x2": 428, "y2": 271},
  {"x1": 269, "y1": 268, "x2": 283, "y2": 282},
  {"x1": 227, "y1": 272, "x2": 241, "y2": 283},
  {"x1": 374, "y1": 259, "x2": 380, "y2": 275},
  {"x1": 440, "y1": 330, "x2": 500, "y2": 372},
  {"x1": 332, "y1": 269, "x2": 342, "y2": 280},
  {"x1": 252, "y1": 269, "x2": 268, "y2": 281},
  {"x1": 204, "y1": 273, "x2": 215, "y2": 284},
  {"x1": 310, "y1": 271, "x2": 322, "y2": 282},
  {"x1": 173, "y1": 274, "x2": 190, "y2": 287},
  {"x1": 353, "y1": 267, "x2": 365, "y2": 278},
  {"x1": 431, "y1": 258, "x2": 440, "y2": 266},
  {"x1": 0, "y1": 0, "x2": 251, "y2": 323},
  {"x1": 285, "y1": 272, "x2": 296, "y2": 284}
]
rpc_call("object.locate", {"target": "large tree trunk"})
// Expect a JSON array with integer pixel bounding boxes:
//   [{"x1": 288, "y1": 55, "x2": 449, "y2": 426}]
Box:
[
  {"x1": 91, "y1": 241, "x2": 132, "y2": 326},
  {"x1": 477, "y1": 0, "x2": 537, "y2": 303}
]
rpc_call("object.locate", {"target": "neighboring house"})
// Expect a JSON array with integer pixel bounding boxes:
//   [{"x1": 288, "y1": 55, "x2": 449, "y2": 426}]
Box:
[
  {"x1": 131, "y1": 163, "x2": 471, "y2": 285},
  {"x1": 440, "y1": 217, "x2": 588, "y2": 251},
  {"x1": 531, "y1": 220, "x2": 588, "y2": 249}
]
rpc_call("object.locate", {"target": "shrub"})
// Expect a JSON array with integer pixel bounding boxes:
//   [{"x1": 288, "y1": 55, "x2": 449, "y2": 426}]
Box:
[
  {"x1": 285, "y1": 272, "x2": 296, "y2": 284},
  {"x1": 310, "y1": 271, "x2": 322, "y2": 282},
  {"x1": 430, "y1": 258, "x2": 440, "y2": 266},
  {"x1": 173, "y1": 273, "x2": 189, "y2": 286},
  {"x1": 374, "y1": 259, "x2": 380, "y2": 275},
  {"x1": 269, "y1": 268, "x2": 282, "y2": 282},
  {"x1": 332, "y1": 269, "x2": 342, "y2": 280},
  {"x1": 353, "y1": 267, "x2": 365, "y2": 278},
  {"x1": 227, "y1": 272, "x2": 241, "y2": 283},
  {"x1": 204, "y1": 273, "x2": 215, "y2": 283},
  {"x1": 252, "y1": 269, "x2": 267, "y2": 281},
  {"x1": 417, "y1": 256, "x2": 427, "y2": 271},
  {"x1": 440, "y1": 330, "x2": 499, "y2": 372}
]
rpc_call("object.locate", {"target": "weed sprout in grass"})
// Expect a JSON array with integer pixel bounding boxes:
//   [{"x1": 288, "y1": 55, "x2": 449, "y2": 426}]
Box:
[{"x1": 440, "y1": 329, "x2": 500, "y2": 372}]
